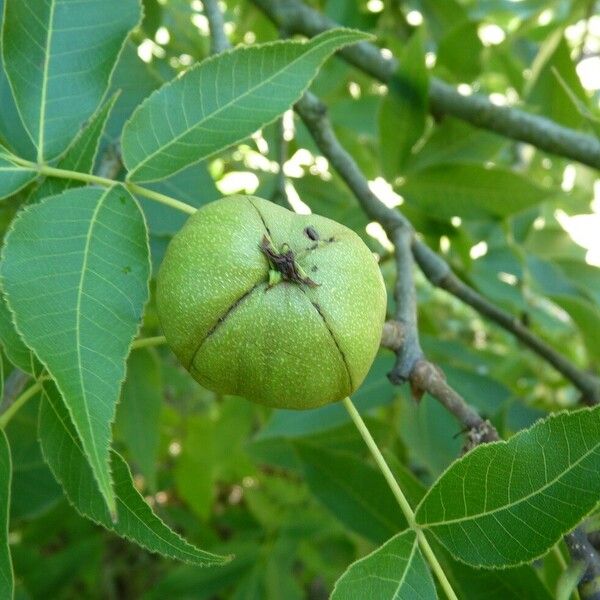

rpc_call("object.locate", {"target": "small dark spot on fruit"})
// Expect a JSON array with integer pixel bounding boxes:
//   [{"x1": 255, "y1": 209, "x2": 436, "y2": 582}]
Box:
[
  {"x1": 304, "y1": 226, "x2": 319, "y2": 241},
  {"x1": 327, "y1": 236, "x2": 335, "y2": 243},
  {"x1": 311, "y1": 265, "x2": 318, "y2": 272}
]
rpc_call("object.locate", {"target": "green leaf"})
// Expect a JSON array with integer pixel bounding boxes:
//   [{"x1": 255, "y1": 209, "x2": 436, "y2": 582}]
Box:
[
  {"x1": 0, "y1": 0, "x2": 34, "y2": 160},
  {"x1": 379, "y1": 30, "x2": 428, "y2": 178},
  {"x1": 122, "y1": 29, "x2": 370, "y2": 183},
  {"x1": 0, "y1": 429, "x2": 13, "y2": 600},
  {"x1": 0, "y1": 291, "x2": 38, "y2": 375},
  {"x1": 115, "y1": 348, "x2": 161, "y2": 491},
  {"x1": 439, "y1": 548, "x2": 554, "y2": 600},
  {"x1": 38, "y1": 380, "x2": 228, "y2": 566},
  {"x1": 398, "y1": 164, "x2": 550, "y2": 219},
  {"x1": 0, "y1": 150, "x2": 36, "y2": 200},
  {"x1": 525, "y1": 32, "x2": 587, "y2": 129},
  {"x1": 28, "y1": 94, "x2": 118, "y2": 204},
  {"x1": 415, "y1": 406, "x2": 600, "y2": 568},
  {"x1": 1, "y1": 186, "x2": 150, "y2": 516},
  {"x1": 436, "y1": 21, "x2": 483, "y2": 81},
  {"x1": 104, "y1": 41, "x2": 162, "y2": 144},
  {"x1": 550, "y1": 295, "x2": 600, "y2": 361},
  {"x1": 145, "y1": 543, "x2": 256, "y2": 600},
  {"x1": 404, "y1": 118, "x2": 505, "y2": 172},
  {"x1": 295, "y1": 442, "x2": 407, "y2": 544},
  {"x1": 2, "y1": 0, "x2": 140, "y2": 161},
  {"x1": 331, "y1": 530, "x2": 437, "y2": 600},
  {"x1": 5, "y1": 396, "x2": 62, "y2": 520}
]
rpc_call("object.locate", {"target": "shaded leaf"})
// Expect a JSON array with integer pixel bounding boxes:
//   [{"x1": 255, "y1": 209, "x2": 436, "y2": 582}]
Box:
[
  {"x1": 0, "y1": 150, "x2": 36, "y2": 200},
  {"x1": 116, "y1": 348, "x2": 161, "y2": 491},
  {"x1": 415, "y1": 406, "x2": 600, "y2": 567},
  {"x1": 295, "y1": 442, "x2": 407, "y2": 544},
  {"x1": 0, "y1": 291, "x2": 38, "y2": 375},
  {"x1": 28, "y1": 94, "x2": 118, "y2": 204},
  {"x1": 122, "y1": 29, "x2": 370, "y2": 182},
  {"x1": 144, "y1": 543, "x2": 256, "y2": 600},
  {"x1": 331, "y1": 530, "x2": 437, "y2": 600},
  {"x1": 0, "y1": 429, "x2": 13, "y2": 600},
  {"x1": 439, "y1": 545, "x2": 554, "y2": 600},
  {"x1": 379, "y1": 30, "x2": 428, "y2": 178},
  {"x1": 144, "y1": 162, "x2": 219, "y2": 236},
  {"x1": 39, "y1": 380, "x2": 229, "y2": 566},
  {"x1": 404, "y1": 118, "x2": 505, "y2": 172},
  {"x1": 1, "y1": 186, "x2": 150, "y2": 515},
  {"x1": 550, "y1": 295, "x2": 600, "y2": 361},
  {"x1": 2, "y1": 0, "x2": 140, "y2": 160},
  {"x1": 436, "y1": 21, "x2": 483, "y2": 81},
  {"x1": 6, "y1": 396, "x2": 62, "y2": 520},
  {"x1": 399, "y1": 164, "x2": 550, "y2": 219},
  {"x1": 104, "y1": 41, "x2": 162, "y2": 144}
]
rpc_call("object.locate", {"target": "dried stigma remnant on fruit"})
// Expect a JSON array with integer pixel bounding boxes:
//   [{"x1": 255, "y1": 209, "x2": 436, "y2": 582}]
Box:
[
  {"x1": 259, "y1": 235, "x2": 319, "y2": 288},
  {"x1": 156, "y1": 195, "x2": 386, "y2": 410}
]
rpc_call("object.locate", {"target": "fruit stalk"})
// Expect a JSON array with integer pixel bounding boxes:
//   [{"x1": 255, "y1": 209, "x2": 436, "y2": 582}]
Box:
[{"x1": 342, "y1": 396, "x2": 458, "y2": 600}]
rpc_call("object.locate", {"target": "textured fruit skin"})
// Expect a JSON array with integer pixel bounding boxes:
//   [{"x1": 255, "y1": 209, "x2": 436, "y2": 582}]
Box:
[{"x1": 156, "y1": 195, "x2": 387, "y2": 410}]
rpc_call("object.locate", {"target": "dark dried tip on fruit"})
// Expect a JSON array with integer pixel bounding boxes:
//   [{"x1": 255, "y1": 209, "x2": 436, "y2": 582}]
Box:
[
  {"x1": 260, "y1": 235, "x2": 319, "y2": 288},
  {"x1": 304, "y1": 226, "x2": 319, "y2": 241}
]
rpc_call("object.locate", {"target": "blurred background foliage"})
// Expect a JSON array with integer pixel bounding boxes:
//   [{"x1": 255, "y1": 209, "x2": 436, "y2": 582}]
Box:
[{"x1": 2, "y1": 0, "x2": 600, "y2": 597}]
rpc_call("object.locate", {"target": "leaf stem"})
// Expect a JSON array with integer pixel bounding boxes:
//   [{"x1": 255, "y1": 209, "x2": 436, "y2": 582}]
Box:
[
  {"x1": 9, "y1": 157, "x2": 197, "y2": 216},
  {"x1": 342, "y1": 396, "x2": 458, "y2": 600},
  {"x1": 131, "y1": 335, "x2": 166, "y2": 349},
  {"x1": 0, "y1": 380, "x2": 43, "y2": 429}
]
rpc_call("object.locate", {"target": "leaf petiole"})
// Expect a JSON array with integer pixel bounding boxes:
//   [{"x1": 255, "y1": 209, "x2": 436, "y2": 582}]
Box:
[
  {"x1": 7, "y1": 157, "x2": 196, "y2": 216},
  {"x1": 342, "y1": 396, "x2": 458, "y2": 600}
]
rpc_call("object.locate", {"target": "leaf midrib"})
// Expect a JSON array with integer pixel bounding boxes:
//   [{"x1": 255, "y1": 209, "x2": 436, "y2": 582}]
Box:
[
  {"x1": 37, "y1": 0, "x2": 56, "y2": 162},
  {"x1": 126, "y1": 34, "x2": 344, "y2": 179},
  {"x1": 74, "y1": 186, "x2": 111, "y2": 498},
  {"x1": 420, "y1": 435, "x2": 600, "y2": 528}
]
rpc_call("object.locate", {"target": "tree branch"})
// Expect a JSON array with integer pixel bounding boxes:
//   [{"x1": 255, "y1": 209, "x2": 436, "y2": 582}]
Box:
[
  {"x1": 565, "y1": 528, "x2": 600, "y2": 600},
  {"x1": 252, "y1": 0, "x2": 600, "y2": 170},
  {"x1": 295, "y1": 86, "x2": 598, "y2": 586},
  {"x1": 295, "y1": 91, "x2": 600, "y2": 406},
  {"x1": 293, "y1": 93, "x2": 498, "y2": 446},
  {"x1": 204, "y1": 0, "x2": 230, "y2": 54}
]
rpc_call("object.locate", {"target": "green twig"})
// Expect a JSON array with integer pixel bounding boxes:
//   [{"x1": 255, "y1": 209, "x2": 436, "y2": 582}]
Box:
[
  {"x1": 0, "y1": 380, "x2": 43, "y2": 429},
  {"x1": 342, "y1": 396, "x2": 458, "y2": 600},
  {"x1": 131, "y1": 335, "x2": 167, "y2": 350}
]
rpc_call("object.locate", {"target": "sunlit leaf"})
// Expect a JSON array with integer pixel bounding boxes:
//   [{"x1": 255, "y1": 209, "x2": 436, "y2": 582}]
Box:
[
  {"x1": 1, "y1": 186, "x2": 150, "y2": 515},
  {"x1": 415, "y1": 406, "x2": 600, "y2": 567},
  {"x1": 122, "y1": 29, "x2": 370, "y2": 182},
  {"x1": 2, "y1": 0, "x2": 140, "y2": 160},
  {"x1": 331, "y1": 530, "x2": 437, "y2": 599}
]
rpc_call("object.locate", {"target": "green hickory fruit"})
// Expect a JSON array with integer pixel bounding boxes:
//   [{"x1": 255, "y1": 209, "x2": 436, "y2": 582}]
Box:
[{"x1": 156, "y1": 195, "x2": 387, "y2": 410}]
